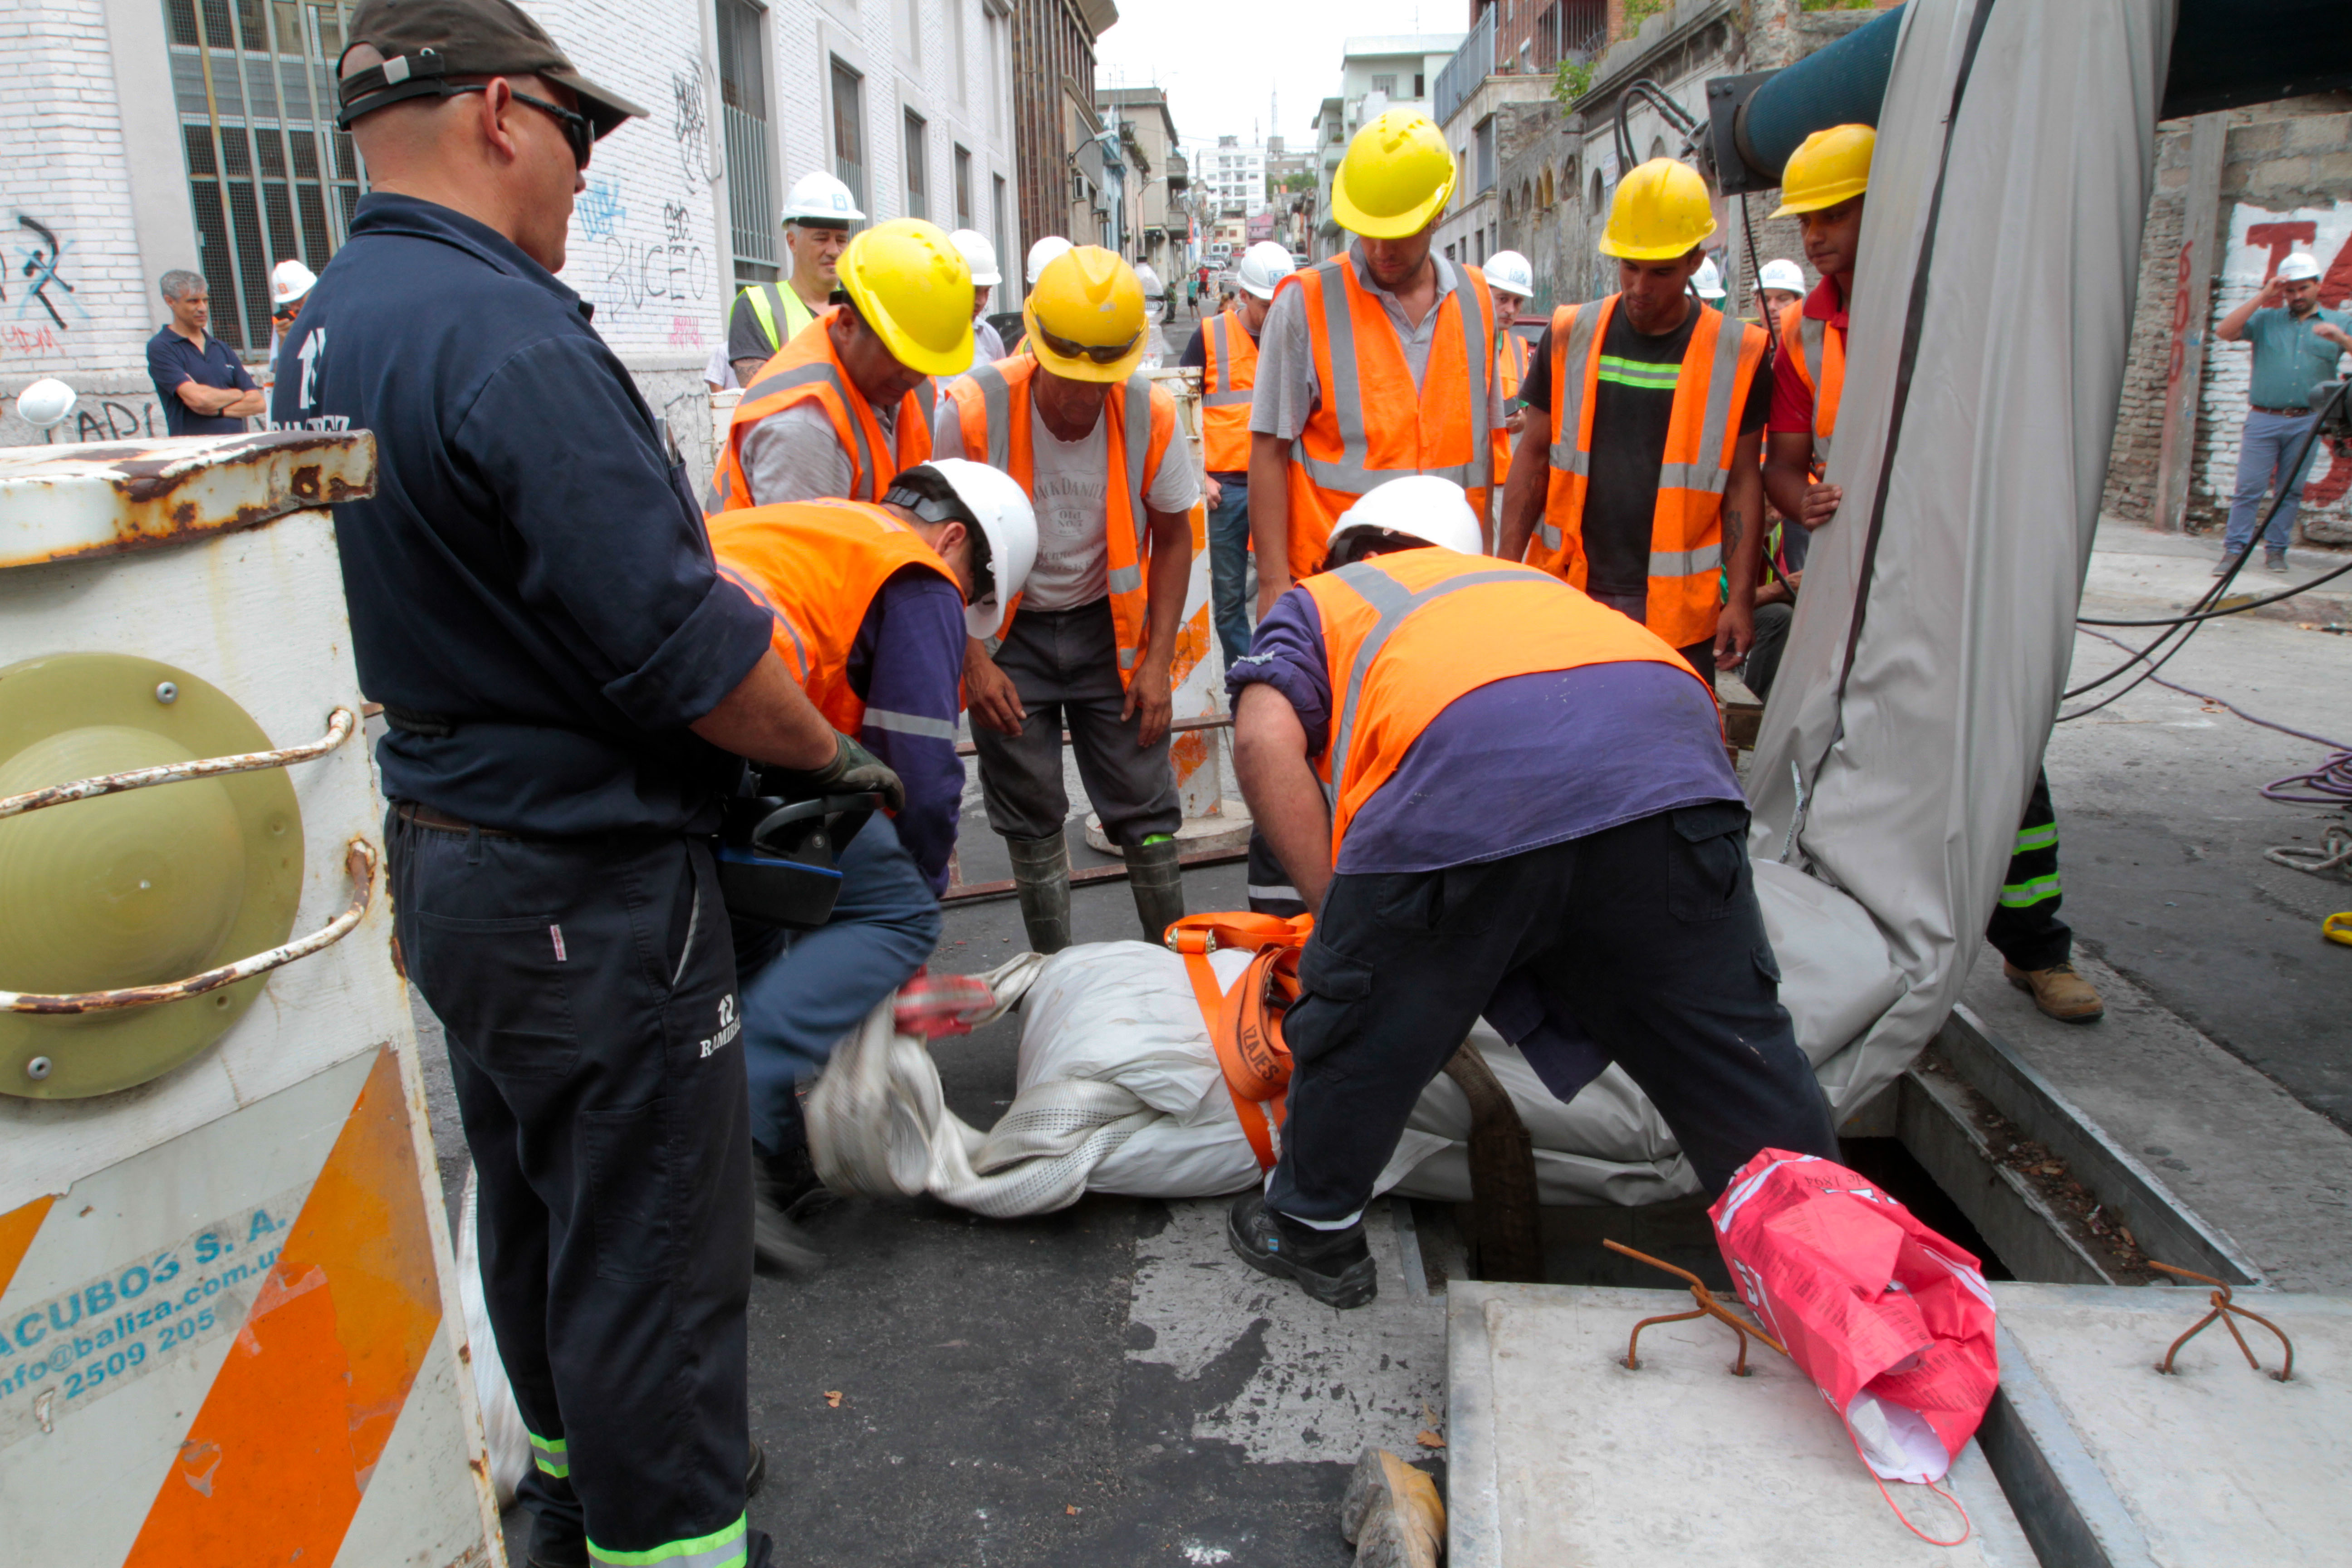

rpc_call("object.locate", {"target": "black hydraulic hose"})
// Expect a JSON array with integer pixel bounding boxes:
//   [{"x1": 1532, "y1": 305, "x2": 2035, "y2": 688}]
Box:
[{"x1": 1732, "y1": 5, "x2": 1905, "y2": 185}]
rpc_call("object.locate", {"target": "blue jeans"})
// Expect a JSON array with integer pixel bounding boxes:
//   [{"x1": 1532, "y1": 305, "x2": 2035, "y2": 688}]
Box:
[
  {"x1": 2225, "y1": 408, "x2": 2322, "y2": 553},
  {"x1": 1208, "y1": 472, "x2": 1253, "y2": 667},
  {"x1": 733, "y1": 812, "x2": 941, "y2": 1156}
]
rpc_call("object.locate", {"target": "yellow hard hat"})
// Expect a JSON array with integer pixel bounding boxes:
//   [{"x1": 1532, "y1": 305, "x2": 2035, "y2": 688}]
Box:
[
  {"x1": 1597, "y1": 158, "x2": 1718, "y2": 260},
  {"x1": 1023, "y1": 246, "x2": 1147, "y2": 383},
  {"x1": 1330, "y1": 110, "x2": 1456, "y2": 239},
  {"x1": 1771, "y1": 124, "x2": 1875, "y2": 217},
  {"x1": 837, "y1": 217, "x2": 975, "y2": 377}
]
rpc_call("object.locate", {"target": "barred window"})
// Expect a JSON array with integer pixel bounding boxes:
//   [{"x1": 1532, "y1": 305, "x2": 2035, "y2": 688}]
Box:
[{"x1": 166, "y1": 0, "x2": 363, "y2": 354}]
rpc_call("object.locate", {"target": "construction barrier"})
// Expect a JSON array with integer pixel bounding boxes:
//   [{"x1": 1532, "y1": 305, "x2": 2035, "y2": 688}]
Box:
[{"x1": 0, "y1": 434, "x2": 500, "y2": 1567}]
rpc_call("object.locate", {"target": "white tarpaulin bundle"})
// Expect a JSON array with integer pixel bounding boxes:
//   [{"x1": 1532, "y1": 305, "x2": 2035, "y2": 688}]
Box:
[{"x1": 806, "y1": 0, "x2": 2175, "y2": 1212}]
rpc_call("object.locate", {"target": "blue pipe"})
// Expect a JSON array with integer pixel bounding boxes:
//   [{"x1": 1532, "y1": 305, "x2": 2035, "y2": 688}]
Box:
[{"x1": 1735, "y1": 5, "x2": 1904, "y2": 184}]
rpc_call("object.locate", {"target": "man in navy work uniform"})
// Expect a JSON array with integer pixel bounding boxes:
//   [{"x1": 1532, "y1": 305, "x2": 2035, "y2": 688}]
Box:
[
  {"x1": 275, "y1": 3, "x2": 901, "y2": 1564},
  {"x1": 146, "y1": 269, "x2": 265, "y2": 436},
  {"x1": 1222, "y1": 476, "x2": 1837, "y2": 1309}
]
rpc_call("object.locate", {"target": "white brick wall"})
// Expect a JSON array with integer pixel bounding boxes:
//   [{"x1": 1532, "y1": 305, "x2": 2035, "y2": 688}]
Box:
[
  {"x1": 2195, "y1": 200, "x2": 2352, "y2": 543},
  {"x1": 0, "y1": 0, "x2": 158, "y2": 381},
  {"x1": 0, "y1": 0, "x2": 1019, "y2": 442}
]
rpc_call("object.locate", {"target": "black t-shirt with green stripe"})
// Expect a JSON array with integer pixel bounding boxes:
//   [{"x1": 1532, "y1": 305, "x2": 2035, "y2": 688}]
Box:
[{"x1": 1525, "y1": 303, "x2": 1771, "y2": 599}]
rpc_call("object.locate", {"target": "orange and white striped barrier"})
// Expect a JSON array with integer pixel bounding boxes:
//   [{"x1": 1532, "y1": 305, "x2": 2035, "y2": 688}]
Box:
[{"x1": 0, "y1": 434, "x2": 499, "y2": 1567}]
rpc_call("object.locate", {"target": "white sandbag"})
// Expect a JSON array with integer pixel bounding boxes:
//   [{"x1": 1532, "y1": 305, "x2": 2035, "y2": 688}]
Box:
[{"x1": 458, "y1": 1166, "x2": 531, "y2": 1509}]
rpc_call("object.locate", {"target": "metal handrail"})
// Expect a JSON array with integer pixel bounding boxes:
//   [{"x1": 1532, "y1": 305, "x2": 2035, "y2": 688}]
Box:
[
  {"x1": 4, "y1": 838, "x2": 376, "y2": 1015},
  {"x1": 0, "y1": 707, "x2": 357, "y2": 822}
]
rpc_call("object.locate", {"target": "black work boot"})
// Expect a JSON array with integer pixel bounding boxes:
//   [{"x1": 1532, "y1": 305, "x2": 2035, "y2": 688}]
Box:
[
  {"x1": 526, "y1": 1490, "x2": 586, "y2": 1568},
  {"x1": 752, "y1": 1137, "x2": 829, "y2": 1277},
  {"x1": 1227, "y1": 1191, "x2": 1378, "y2": 1308},
  {"x1": 1127, "y1": 835, "x2": 1186, "y2": 945},
  {"x1": 1009, "y1": 833, "x2": 1073, "y2": 954}
]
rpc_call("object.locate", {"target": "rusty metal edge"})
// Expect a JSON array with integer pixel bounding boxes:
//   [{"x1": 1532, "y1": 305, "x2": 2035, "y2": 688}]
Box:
[{"x1": 1937, "y1": 1004, "x2": 2264, "y2": 1287}]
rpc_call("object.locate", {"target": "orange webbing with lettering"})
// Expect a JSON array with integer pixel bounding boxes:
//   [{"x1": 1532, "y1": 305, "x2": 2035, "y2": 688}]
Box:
[{"x1": 1165, "y1": 913, "x2": 1314, "y2": 1170}]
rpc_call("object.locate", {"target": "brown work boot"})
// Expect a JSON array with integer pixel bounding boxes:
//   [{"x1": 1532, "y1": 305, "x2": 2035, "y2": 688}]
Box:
[{"x1": 2005, "y1": 960, "x2": 2105, "y2": 1024}]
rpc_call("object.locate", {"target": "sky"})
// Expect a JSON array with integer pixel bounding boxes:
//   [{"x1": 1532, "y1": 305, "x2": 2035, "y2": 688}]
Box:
[{"x1": 1092, "y1": 0, "x2": 1469, "y2": 161}]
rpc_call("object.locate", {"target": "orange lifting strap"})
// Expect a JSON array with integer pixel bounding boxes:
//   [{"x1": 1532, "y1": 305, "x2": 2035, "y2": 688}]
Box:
[{"x1": 1165, "y1": 912, "x2": 1315, "y2": 1170}]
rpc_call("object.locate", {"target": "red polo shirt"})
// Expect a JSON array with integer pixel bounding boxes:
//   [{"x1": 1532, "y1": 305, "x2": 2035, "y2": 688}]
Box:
[{"x1": 1769, "y1": 273, "x2": 1850, "y2": 436}]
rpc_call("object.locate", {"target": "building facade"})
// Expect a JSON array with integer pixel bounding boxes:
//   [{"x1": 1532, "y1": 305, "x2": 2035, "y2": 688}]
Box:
[
  {"x1": 1008, "y1": 0, "x2": 1119, "y2": 261},
  {"x1": 1, "y1": 0, "x2": 1021, "y2": 472},
  {"x1": 1098, "y1": 84, "x2": 1185, "y2": 283},
  {"x1": 1205, "y1": 137, "x2": 1267, "y2": 219},
  {"x1": 1306, "y1": 34, "x2": 1465, "y2": 260}
]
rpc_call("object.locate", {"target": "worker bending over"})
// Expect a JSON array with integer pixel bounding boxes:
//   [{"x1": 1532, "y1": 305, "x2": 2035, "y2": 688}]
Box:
[
  {"x1": 707, "y1": 462, "x2": 1036, "y2": 1270},
  {"x1": 1181, "y1": 239, "x2": 1295, "y2": 666},
  {"x1": 936, "y1": 246, "x2": 1199, "y2": 951},
  {"x1": 1761, "y1": 125, "x2": 2103, "y2": 1026},
  {"x1": 708, "y1": 217, "x2": 969, "y2": 511},
  {"x1": 1498, "y1": 158, "x2": 1771, "y2": 682},
  {"x1": 1248, "y1": 109, "x2": 1503, "y2": 617},
  {"x1": 1224, "y1": 476, "x2": 1837, "y2": 1308},
  {"x1": 727, "y1": 171, "x2": 862, "y2": 383}
]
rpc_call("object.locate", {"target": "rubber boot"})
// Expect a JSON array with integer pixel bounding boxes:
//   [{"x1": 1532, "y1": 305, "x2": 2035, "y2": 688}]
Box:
[
  {"x1": 1008, "y1": 833, "x2": 1073, "y2": 955},
  {"x1": 1127, "y1": 835, "x2": 1186, "y2": 946}
]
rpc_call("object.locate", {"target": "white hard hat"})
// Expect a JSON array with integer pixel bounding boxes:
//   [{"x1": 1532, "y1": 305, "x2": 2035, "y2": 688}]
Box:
[
  {"x1": 2278, "y1": 251, "x2": 2323, "y2": 283},
  {"x1": 1135, "y1": 262, "x2": 1166, "y2": 297},
  {"x1": 1483, "y1": 249, "x2": 1534, "y2": 299},
  {"x1": 1326, "y1": 475, "x2": 1485, "y2": 563},
  {"x1": 1236, "y1": 242, "x2": 1296, "y2": 300},
  {"x1": 270, "y1": 259, "x2": 318, "y2": 306},
  {"x1": 1025, "y1": 235, "x2": 1073, "y2": 285},
  {"x1": 1758, "y1": 257, "x2": 1806, "y2": 295},
  {"x1": 15, "y1": 377, "x2": 77, "y2": 431},
  {"x1": 949, "y1": 228, "x2": 1002, "y2": 287},
  {"x1": 1693, "y1": 256, "x2": 1726, "y2": 299},
  {"x1": 912, "y1": 458, "x2": 1038, "y2": 639},
  {"x1": 782, "y1": 171, "x2": 865, "y2": 225}
]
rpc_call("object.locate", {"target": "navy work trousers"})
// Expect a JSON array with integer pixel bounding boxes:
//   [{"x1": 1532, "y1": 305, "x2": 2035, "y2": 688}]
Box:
[
  {"x1": 1266, "y1": 804, "x2": 1839, "y2": 1224},
  {"x1": 1206, "y1": 471, "x2": 1254, "y2": 668},
  {"x1": 732, "y1": 811, "x2": 941, "y2": 1158},
  {"x1": 1984, "y1": 769, "x2": 2073, "y2": 973},
  {"x1": 390, "y1": 811, "x2": 756, "y2": 1564}
]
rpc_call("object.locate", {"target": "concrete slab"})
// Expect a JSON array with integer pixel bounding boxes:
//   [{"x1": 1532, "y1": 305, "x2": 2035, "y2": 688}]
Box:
[
  {"x1": 1446, "y1": 1282, "x2": 2034, "y2": 1567},
  {"x1": 1988, "y1": 1284, "x2": 2352, "y2": 1568}
]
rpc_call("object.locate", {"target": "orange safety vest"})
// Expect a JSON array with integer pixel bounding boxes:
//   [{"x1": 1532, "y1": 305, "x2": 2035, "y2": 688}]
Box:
[
  {"x1": 1166, "y1": 911, "x2": 1315, "y2": 1170},
  {"x1": 1530, "y1": 295, "x2": 1769, "y2": 650},
  {"x1": 1280, "y1": 252, "x2": 1498, "y2": 586},
  {"x1": 1200, "y1": 308, "x2": 1259, "y2": 473},
  {"x1": 942, "y1": 355, "x2": 1179, "y2": 690},
  {"x1": 1298, "y1": 548, "x2": 1706, "y2": 862},
  {"x1": 1493, "y1": 328, "x2": 1529, "y2": 490},
  {"x1": 703, "y1": 497, "x2": 958, "y2": 733},
  {"x1": 706, "y1": 308, "x2": 933, "y2": 514},
  {"x1": 1777, "y1": 301, "x2": 1845, "y2": 468}
]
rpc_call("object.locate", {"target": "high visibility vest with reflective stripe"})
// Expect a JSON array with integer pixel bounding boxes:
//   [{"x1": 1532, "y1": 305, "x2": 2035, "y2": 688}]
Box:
[
  {"x1": 1201, "y1": 309, "x2": 1260, "y2": 472},
  {"x1": 706, "y1": 307, "x2": 932, "y2": 514},
  {"x1": 1299, "y1": 549, "x2": 1706, "y2": 863},
  {"x1": 1533, "y1": 294, "x2": 1769, "y2": 650},
  {"x1": 1492, "y1": 328, "x2": 1529, "y2": 490},
  {"x1": 943, "y1": 355, "x2": 1177, "y2": 690},
  {"x1": 1777, "y1": 302, "x2": 1844, "y2": 468},
  {"x1": 737, "y1": 281, "x2": 817, "y2": 355},
  {"x1": 1282, "y1": 253, "x2": 1497, "y2": 586},
  {"x1": 704, "y1": 498, "x2": 958, "y2": 734}
]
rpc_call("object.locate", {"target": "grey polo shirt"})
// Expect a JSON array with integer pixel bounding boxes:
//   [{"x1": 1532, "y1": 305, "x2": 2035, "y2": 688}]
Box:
[{"x1": 1249, "y1": 243, "x2": 1508, "y2": 441}]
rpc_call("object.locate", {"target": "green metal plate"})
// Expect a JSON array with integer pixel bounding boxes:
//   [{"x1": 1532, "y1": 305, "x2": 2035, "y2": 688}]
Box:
[{"x1": 0, "y1": 654, "x2": 304, "y2": 1098}]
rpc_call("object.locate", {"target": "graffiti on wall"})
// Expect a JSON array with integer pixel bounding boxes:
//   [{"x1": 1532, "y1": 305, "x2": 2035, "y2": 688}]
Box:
[
  {"x1": 2201, "y1": 203, "x2": 2352, "y2": 530},
  {"x1": 573, "y1": 176, "x2": 713, "y2": 325},
  {"x1": 672, "y1": 54, "x2": 721, "y2": 186},
  {"x1": 6, "y1": 216, "x2": 90, "y2": 333}
]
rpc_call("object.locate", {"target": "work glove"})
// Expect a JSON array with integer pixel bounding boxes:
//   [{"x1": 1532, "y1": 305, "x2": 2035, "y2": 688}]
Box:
[{"x1": 777, "y1": 732, "x2": 905, "y2": 814}]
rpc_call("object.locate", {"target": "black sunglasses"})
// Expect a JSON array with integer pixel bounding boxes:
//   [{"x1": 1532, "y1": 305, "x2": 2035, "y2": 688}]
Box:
[
  {"x1": 446, "y1": 83, "x2": 595, "y2": 169},
  {"x1": 1034, "y1": 323, "x2": 1141, "y2": 365}
]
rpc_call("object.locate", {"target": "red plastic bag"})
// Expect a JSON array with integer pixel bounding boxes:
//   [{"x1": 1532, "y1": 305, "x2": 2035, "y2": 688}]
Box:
[{"x1": 1710, "y1": 1150, "x2": 2000, "y2": 1486}]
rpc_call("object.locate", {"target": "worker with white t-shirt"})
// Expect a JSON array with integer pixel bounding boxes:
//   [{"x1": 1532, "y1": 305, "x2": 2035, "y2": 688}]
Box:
[{"x1": 934, "y1": 246, "x2": 1200, "y2": 952}]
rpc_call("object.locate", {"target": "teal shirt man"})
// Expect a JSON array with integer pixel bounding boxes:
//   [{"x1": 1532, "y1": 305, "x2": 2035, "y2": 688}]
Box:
[{"x1": 2214, "y1": 256, "x2": 2352, "y2": 568}]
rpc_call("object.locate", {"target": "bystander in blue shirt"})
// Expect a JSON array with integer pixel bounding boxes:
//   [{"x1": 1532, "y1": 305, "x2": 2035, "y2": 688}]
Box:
[{"x1": 147, "y1": 325, "x2": 258, "y2": 437}]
